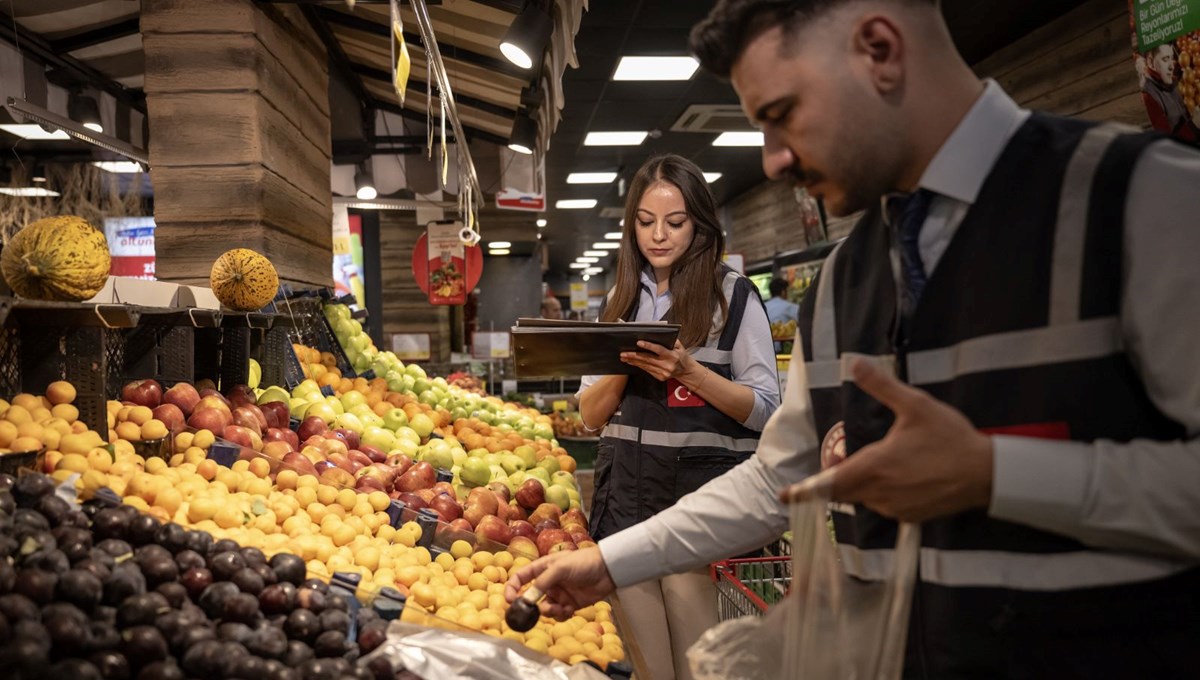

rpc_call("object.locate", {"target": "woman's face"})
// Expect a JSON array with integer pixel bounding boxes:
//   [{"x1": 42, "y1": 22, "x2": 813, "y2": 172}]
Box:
[{"x1": 634, "y1": 181, "x2": 694, "y2": 276}]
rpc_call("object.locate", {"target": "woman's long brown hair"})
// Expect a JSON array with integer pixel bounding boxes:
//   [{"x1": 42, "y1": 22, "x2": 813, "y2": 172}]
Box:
[{"x1": 600, "y1": 154, "x2": 728, "y2": 348}]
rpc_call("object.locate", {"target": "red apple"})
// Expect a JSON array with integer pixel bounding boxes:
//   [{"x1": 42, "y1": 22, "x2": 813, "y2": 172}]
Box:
[
  {"x1": 314, "y1": 460, "x2": 337, "y2": 476},
  {"x1": 282, "y1": 452, "x2": 318, "y2": 477},
  {"x1": 347, "y1": 450, "x2": 373, "y2": 469},
  {"x1": 394, "y1": 461, "x2": 436, "y2": 493},
  {"x1": 198, "y1": 395, "x2": 232, "y2": 417},
  {"x1": 328, "y1": 452, "x2": 353, "y2": 474},
  {"x1": 548, "y1": 541, "x2": 578, "y2": 554},
  {"x1": 507, "y1": 535, "x2": 539, "y2": 560},
  {"x1": 508, "y1": 505, "x2": 528, "y2": 523},
  {"x1": 360, "y1": 445, "x2": 387, "y2": 464},
  {"x1": 432, "y1": 481, "x2": 456, "y2": 499},
  {"x1": 528, "y1": 502, "x2": 562, "y2": 527},
  {"x1": 414, "y1": 488, "x2": 437, "y2": 504},
  {"x1": 567, "y1": 528, "x2": 590, "y2": 545},
  {"x1": 394, "y1": 491, "x2": 427, "y2": 511},
  {"x1": 515, "y1": 479, "x2": 546, "y2": 510},
  {"x1": 365, "y1": 463, "x2": 397, "y2": 488},
  {"x1": 151, "y1": 403, "x2": 186, "y2": 433},
  {"x1": 196, "y1": 378, "x2": 217, "y2": 392},
  {"x1": 259, "y1": 402, "x2": 289, "y2": 429},
  {"x1": 466, "y1": 487, "x2": 500, "y2": 515},
  {"x1": 262, "y1": 441, "x2": 293, "y2": 461},
  {"x1": 297, "y1": 416, "x2": 327, "y2": 442},
  {"x1": 334, "y1": 428, "x2": 360, "y2": 452},
  {"x1": 386, "y1": 453, "x2": 413, "y2": 476},
  {"x1": 508, "y1": 520, "x2": 536, "y2": 539},
  {"x1": 198, "y1": 389, "x2": 229, "y2": 406},
  {"x1": 163, "y1": 383, "x2": 201, "y2": 416},
  {"x1": 264, "y1": 427, "x2": 292, "y2": 445},
  {"x1": 226, "y1": 384, "x2": 255, "y2": 408},
  {"x1": 576, "y1": 540, "x2": 598, "y2": 550},
  {"x1": 232, "y1": 406, "x2": 265, "y2": 436},
  {"x1": 189, "y1": 407, "x2": 230, "y2": 433},
  {"x1": 488, "y1": 481, "x2": 512, "y2": 504},
  {"x1": 222, "y1": 425, "x2": 255, "y2": 449},
  {"x1": 429, "y1": 494, "x2": 463, "y2": 522},
  {"x1": 534, "y1": 519, "x2": 561, "y2": 534},
  {"x1": 561, "y1": 508, "x2": 589, "y2": 532},
  {"x1": 302, "y1": 435, "x2": 326, "y2": 450},
  {"x1": 355, "y1": 476, "x2": 387, "y2": 493},
  {"x1": 475, "y1": 515, "x2": 514, "y2": 546},
  {"x1": 448, "y1": 518, "x2": 474, "y2": 534},
  {"x1": 121, "y1": 379, "x2": 163, "y2": 408},
  {"x1": 536, "y1": 529, "x2": 571, "y2": 557}
]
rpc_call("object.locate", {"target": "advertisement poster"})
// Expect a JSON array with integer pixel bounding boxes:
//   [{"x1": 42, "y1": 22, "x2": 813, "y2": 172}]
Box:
[
  {"x1": 104, "y1": 216, "x2": 156, "y2": 279},
  {"x1": 569, "y1": 282, "x2": 588, "y2": 312},
  {"x1": 332, "y1": 207, "x2": 365, "y2": 309},
  {"x1": 1130, "y1": 0, "x2": 1200, "y2": 141},
  {"x1": 426, "y1": 220, "x2": 467, "y2": 305}
]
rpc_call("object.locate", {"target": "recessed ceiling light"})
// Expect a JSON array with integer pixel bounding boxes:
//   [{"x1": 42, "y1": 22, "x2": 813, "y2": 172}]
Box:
[
  {"x1": 576, "y1": 257, "x2": 599, "y2": 264},
  {"x1": 603, "y1": 232, "x2": 622, "y2": 240},
  {"x1": 556, "y1": 199, "x2": 597, "y2": 209},
  {"x1": 0, "y1": 124, "x2": 70, "y2": 140},
  {"x1": 488, "y1": 241, "x2": 512, "y2": 249},
  {"x1": 613, "y1": 56, "x2": 699, "y2": 81},
  {"x1": 567, "y1": 172, "x2": 618, "y2": 184},
  {"x1": 703, "y1": 172, "x2": 723, "y2": 182},
  {"x1": 592, "y1": 242, "x2": 620, "y2": 250},
  {"x1": 713, "y1": 131, "x2": 764, "y2": 147},
  {"x1": 583, "y1": 250, "x2": 607, "y2": 257},
  {"x1": 489, "y1": 249, "x2": 511, "y2": 256},
  {"x1": 536, "y1": 218, "x2": 547, "y2": 227},
  {"x1": 569, "y1": 263, "x2": 589, "y2": 269},
  {"x1": 584, "y1": 267, "x2": 603, "y2": 275},
  {"x1": 582, "y1": 274, "x2": 590, "y2": 282},
  {"x1": 584, "y1": 131, "x2": 647, "y2": 146},
  {"x1": 93, "y1": 161, "x2": 144, "y2": 173},
  {"x1": 0, "y1": 187, "x2": 61, "y2": 197}
]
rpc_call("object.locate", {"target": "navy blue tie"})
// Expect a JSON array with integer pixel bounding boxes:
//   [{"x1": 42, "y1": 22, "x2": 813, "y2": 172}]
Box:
[{"x1": 888, "y1": 189, "x2": 934, "y2": 316}]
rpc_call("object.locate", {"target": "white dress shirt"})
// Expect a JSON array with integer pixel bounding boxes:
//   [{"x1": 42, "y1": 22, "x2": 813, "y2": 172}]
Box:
[{"x1": 599, "y1": 81, "x2": 1200, "y2": 586}]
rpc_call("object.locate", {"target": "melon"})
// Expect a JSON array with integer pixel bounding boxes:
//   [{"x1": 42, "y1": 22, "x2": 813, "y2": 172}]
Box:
[
  {"x1": 210, "y1": 248, "x2": 279, "y2": 311},
  {"x1": 1, "y1": 215, "x2": 111, "y2": 301}
]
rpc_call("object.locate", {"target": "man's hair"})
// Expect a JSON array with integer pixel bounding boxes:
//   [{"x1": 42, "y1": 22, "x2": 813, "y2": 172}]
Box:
[
  {"x1": 690, "y1": 0, "x2": 938, "y2": 78},
  {"x1": 769, "y1": 278, "x2": 789, "y2": 298}
]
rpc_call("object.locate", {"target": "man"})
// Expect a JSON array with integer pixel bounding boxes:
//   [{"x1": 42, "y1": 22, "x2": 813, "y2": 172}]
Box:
[
  {"x1": 1141, "y1": 42, "x2": 1200, "y2": 141},
  {"x1": 540, "y1": 295, "x2": 563, "y2": 320},
  {"x1": 508, "y1": 1, "x2": 1200, "y2": 676},
  {"x1": 764, "y1": 277, "x2": 799, "y2": 352}
]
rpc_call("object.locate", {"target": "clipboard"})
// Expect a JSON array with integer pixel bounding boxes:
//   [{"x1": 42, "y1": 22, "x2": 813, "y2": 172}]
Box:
[{"x1": 510, "y1": 318, "x2": 681, "y2": 377}]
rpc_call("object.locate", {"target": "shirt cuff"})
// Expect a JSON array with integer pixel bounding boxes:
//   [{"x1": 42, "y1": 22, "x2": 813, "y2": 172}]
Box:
[
  {"x1": 989, "y1": 434, "x2": 1092, "y2": 530},
  {"x1": 598, "y1": 523, "x2": 664, "y2": 588},
  {"x1": 741, "y1": 393, "x2": 772, "y2": 432}
]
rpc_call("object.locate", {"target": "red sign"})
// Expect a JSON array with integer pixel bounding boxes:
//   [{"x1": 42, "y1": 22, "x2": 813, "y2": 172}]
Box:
[
  {"x1": 495, "y1": 188, "x2": 546, "y2": 212},
  {"x1": 411, "y1": 228, "x2": 483, "y2": 306},
  {"x1": 667, "y1": 378, "x2": 706, "y2": 407}
]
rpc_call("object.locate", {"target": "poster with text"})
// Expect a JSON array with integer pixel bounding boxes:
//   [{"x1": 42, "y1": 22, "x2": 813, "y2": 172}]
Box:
[
  {"x1": 104, "y1": 216, "x2": 156, "y2": 279},
  {"x1": 332, "y1": 207, "x2": 365, "y2": 309},
  {"x1": 427, "y1": 221, "x2": 466, "y2": 305},
  {"x1": 1131, "y1": 0, "x2": 1200, "y2": 141}
]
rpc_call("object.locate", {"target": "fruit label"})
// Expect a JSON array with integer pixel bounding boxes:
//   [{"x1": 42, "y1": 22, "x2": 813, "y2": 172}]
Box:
[{"x1": 667, "y1": 379, "x2": 706, "y2": 408}]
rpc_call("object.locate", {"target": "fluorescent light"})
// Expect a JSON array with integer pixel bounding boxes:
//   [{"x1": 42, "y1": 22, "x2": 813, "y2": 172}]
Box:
[
  {"x1": 576, "y1": 257, "x2": 599, "y2": 264},
  {"x1": 569, "y1": 263, "x2": 589, "y2": 269},
  {"x1": 613, "y1": 56, "x2": 699, "y2": 81},
  {"x1": 556, "y1": 199, "x2": 597, "y2": 209},
  {"x1": 584, "y1": 131, "x2": 647, "y2": 146},
  {"x1": 592, "y1": 242, "x2": 620, "y2": 250},
  {"x1": 488, "y1": 241, "x2": 512, "y2": 249},
  {"x1": 83, "y1": 122, "x2": 104, "y2": 133},
  {"x1": 536, "y1": 218, "x2": 547, "y2": 227},
  {"x1": 584, "y1": 267, "x2": 603, "y2": 275},
  {"x1": 583, "y1": 250, "x2": 607, "y2": 257},
  {"x1": 0, "y1": 124, "x2": 69, "y2": 140},
  {"x1": 93, "y1": 161, "x2": 143, "y2": 173},
  {"x1": 713, "y1": 131, "x2": 764, "y2": 147},
  {"x1": 582, "y1": 274, "x2": 590, "y2": 282},
  {"x1": 567, "y1": 172, "x2": 617, "y2": 184},
  {"x1": 489, "y1": 249, "x2": 511, "y2": 255},
  {"x1": 703, "y1": 172, "x2": 722, "y2": 182},
  {"x1": 603, "y1": 232, "x2": 622, "y2": 240},
  {"x1": 0, "y1": 187, "x2": 60, "y2": 197}
]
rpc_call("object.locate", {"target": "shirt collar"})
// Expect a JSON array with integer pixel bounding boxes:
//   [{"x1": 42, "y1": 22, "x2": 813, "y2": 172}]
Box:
[
  {"x1": 639, "y1": 267, "x2": 668, "y2": 297},
  {"x1": 916, "y1": 80, "x2": 1031, "y2": 205}
]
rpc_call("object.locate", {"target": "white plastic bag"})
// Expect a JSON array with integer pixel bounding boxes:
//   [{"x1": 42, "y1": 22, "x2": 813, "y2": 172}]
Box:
[{"x1": 689, "y1": 490, "x2": 920, "y2": 679}]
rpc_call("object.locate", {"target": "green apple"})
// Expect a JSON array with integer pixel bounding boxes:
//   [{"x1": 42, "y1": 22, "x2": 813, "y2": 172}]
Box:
[
  {"x1": 350, "y1": 404, "x2": 375, "y2": 420},
  {"x1": 508, "y1": 470, "x2": 526, "y2": 487},
  {"x1": 361, "y1": 426, "x2": 396, "y2": 451},
  {"x1": 289, "y1": 398, "x2": 312, "y2": 420},
  {"x1": 460, "y1": 458, "x2": 491, "y2": 487},
  {"x1": 526, "y1": 467, "x2": 550, "y2": 485},
  {"x1": 334, "y1": 412, "x2": 365, "y2": 435},
  {"x1": 489, "y1": 465, "x2": 507, "y2": 481},
  {"x1": 451, "y1": 407, "x2": 469, "y2": 421},
  {"x1": 391, "y1": 438, "x2": 418, "y2": 458},
  {"x1": 467, "y1": 448, "x2": 490, "y2": 459},
  {"x1": 292, "y1": 379, "x2": 321, "y2": 400},
  {"x1": 451, "y1": 448, "x2": 467, "y2": 467},
  {"x1": 550, "y1": 471, "x2": 575, "y2": 488},
  {"x1": 324, "y1": 396, "x2": 345, "y2": 416},
  {"x1": 401, "y1": 375, "x2": 416, "y2": 393},
  {"x1": 413, "y1": 379, "x2": 431, "y2": 395},
  {"x1": 500, "y1": 454, "x2": 524, "y2": 476},
  {"x1": 533, "y1": 424, "x2": 555, "y2": 441},
  {"x1": 537, "y1": 456, "x2": 561, "y2": 475},
  {"x1": 568, "y1": 500, "x2": 581, "y2": 511},
  {"x1": 566, "y1": 487, "x2": 580, "y2": 503},
  {"x1": 483, "y1": 453, "x2": 500, "y2": 468},
  {"x1": 395, "y1": 427, "x2": 421, "y2": 446},
  {"x1": 405, "y1": 363, "x2": 427, "y2": 380},
  {"x1": 409, "y1": 413, "x2": 435, "y2": 440},
  {"x1": 386, "y1": 375, "x2": 406, "y2": 393},
  {"x1": 305, "y1": 401, "x2": 338, "y2": 425},
  {"x1": 453, "y1": 484, "x2": 470, "y2": 502},
  {"x1": 417, "y1": 391, "x2": 439, "y2": 407},
  {"x1": 339, "y1": 391, "x2": 367, "y2": 412},
  {"x1": 383, "y1": 408, "x2": 409, "y2": 431},
  {"x1": 513, "y1": 445, "x2": 537, "y2": 469},
  {"x1": 258, "y1": 386, "x2": 291, "y2": 406},
  {"x1": 546, "y1": 484, "x2": 570, "y2": 512},
  {"x1": 420, "y1": 446, "x2": 454, "y2": 471}
]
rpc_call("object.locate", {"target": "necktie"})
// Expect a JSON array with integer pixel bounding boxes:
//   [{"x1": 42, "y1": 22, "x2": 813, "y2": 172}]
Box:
[{"x1": 888, "y1": 189, "x2": 934, "y2": 317}]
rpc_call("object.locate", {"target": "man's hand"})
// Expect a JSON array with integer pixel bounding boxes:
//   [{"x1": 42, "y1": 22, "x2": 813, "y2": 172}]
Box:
[
  {"x1": 504, "y1": 548, "x2": 616, "y2": 620},
  {"x1": 620, "y1": 340, "x2": 700, "y2": 383},
  {"x1": 779, "y1": 359, "x2": 994, "y2": 522}
]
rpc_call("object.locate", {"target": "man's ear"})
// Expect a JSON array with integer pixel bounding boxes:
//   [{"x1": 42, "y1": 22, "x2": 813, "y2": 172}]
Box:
[{"x1": 853, "y1": 14, "x2": 905, "y2": 94}]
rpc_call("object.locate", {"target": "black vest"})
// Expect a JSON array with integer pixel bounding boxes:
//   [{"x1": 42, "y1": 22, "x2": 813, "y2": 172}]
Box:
[
  {"x1": 590, "y1": 268, "x2": 774, "y2": 540},
  {"x1": 798, "y1": 115, "x2": 1200, "y2": 678}
]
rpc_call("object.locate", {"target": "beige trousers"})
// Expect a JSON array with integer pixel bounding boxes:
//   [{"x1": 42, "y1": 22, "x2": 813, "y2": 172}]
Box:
[{"x1": 614, "y1": 568, "x2": 719, "y2": 680}]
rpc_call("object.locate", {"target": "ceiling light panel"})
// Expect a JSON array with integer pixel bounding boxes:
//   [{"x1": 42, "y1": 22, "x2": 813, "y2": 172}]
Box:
[
  {"x1": 0, "y1": 187, "x2": 61, "y2": 197},
  {"x1": 536, "y1": 218, "x2": 547, "y2": 227},
  {"x1": 584, "y1": 131, "x2": 647, "y2": 146},
  {"x1": 0, "y1": 124, "x2": 70, "y2": 140},
  {"x1": 703, "y1": 173, "x2": 722, "y2": 182},
  {"x1": 576, "y1": 257, "x2": 599, "y2": 264},
  {"x1": 93, "y1": 161, "x2": 144, "y2": 173},
  {"x1": 556, "y1": 199, "x2": 597, "y2": 209},
  {"x1": 713, "y1": 131, "x2": 764, "y2": 146},
  {"x1": 489, "y1": 249, "x2": 511, "y2": 255},
  {"x1": 603, "y1": 232, "x2": 622, "y2": 240},
  {"x1": 584, "y1": 267, "x2": 603, "y2": 275},
  {"x1": 488, "y1": 241, "x2": 512, "y2": 249},
  {"x1": 613, "y1": 56, "x2": 699, "y2": 81},
  {"x1": 566, "y1": 172, "x2": 618, "y2": 184},
  {"x1": 583, "y1": 251, "x2": 607, "y2": 257},
  {"x1": 592, "y1": 242, "x2": 620, "y2": 250},
  {"x1": 569, "y1": 263, "x2": 589, "y2": 269}
]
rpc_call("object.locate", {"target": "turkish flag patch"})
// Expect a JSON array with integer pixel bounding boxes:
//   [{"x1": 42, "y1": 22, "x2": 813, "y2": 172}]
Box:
[
  {"x1": 667, "y1": 379, "x2": 706, "y2": 407},
  {"x1": 980, "y1": 422, "x2": 1070, "y2": 440}
]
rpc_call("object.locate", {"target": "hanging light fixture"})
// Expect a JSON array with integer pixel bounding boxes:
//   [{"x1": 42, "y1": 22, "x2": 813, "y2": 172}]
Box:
[
  {"x1": 68, "y1": 92, "x2": 103, "y2": 133},
  {"x1": 354, "y1": 161, "x2": 377, "y2": 200},
  {"x1": 508, "y1": 113, "x2": 537, "y2": 155},
  {"x1": 499, "y1": 2, "x2": 553, "y2": 70}
]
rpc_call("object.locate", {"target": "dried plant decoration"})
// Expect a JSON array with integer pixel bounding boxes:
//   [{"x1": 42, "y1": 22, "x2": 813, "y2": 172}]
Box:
[{"x1": 0, "y1": 163, "x2": 147, "y2": 244}]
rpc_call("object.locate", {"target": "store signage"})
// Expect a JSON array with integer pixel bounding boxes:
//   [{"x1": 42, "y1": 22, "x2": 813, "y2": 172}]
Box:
[
  {"x1": 332, "y1": 208, "x2": 365, "y2": 309},
  {"x1": 472, "y1": 331, "x2": 510, "y2": 359},
  {"x1": 104, "y1": 216, "x2": 156, "y2": 279},
  {"x1": 495, "y1": 188, "x2": 546, "y2": 212},
  {"x1": 1130, "y1": 0, "x2": 1200, "y2": 140},
  {"x1": 426, "y1": 221, "x2": 468, "y2": 305},
  {"x1": 569, "y1": 282, "x2": 589, "y2": 311}
]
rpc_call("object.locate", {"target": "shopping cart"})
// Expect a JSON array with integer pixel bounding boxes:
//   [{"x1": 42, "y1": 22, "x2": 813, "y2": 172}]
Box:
[{"x1": 710, "y1": 555, "x2": 792, "y2": 621}]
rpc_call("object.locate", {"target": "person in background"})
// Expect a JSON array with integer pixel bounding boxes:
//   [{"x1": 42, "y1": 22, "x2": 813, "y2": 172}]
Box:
[
  {"x1": 508, "y1": 1, "x2": 1200, "y2": 677},
  {"x1": 540, "y1": 295, "x2": 563, "y2": 320},
  {"x1": 1142, "y1": 42, "x2": 1200, "y2": 141},
  {"x1": 764, "y1": 277, "x2": 799, "y2": 353},
  {"x1": 574, "y1": 153, "x2": 779, "y2": 680}
]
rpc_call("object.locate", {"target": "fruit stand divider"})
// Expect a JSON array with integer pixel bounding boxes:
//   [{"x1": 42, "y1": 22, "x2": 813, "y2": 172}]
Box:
[
  {"x1": 194, "y1": 311, "x2": 275, "y2": 391},
  {"x1": 118, "y1": 307, "x2": 223, "y2": 390},
  {"x1": 269, "y1": 293, "x2": 357, "y2": 382}
]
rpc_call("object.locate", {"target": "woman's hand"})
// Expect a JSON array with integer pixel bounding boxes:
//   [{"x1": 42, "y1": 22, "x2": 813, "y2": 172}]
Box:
[{"x1": 620, "y1": 340, "x2": 703, "y2": 384}]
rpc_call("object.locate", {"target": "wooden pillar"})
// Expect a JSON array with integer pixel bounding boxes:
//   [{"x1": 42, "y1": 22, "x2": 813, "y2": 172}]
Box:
[
  {"x1": 379, "y1": 213, "x2": 451, "y2": 363},
  {"x1": 142, "y1": 0, "x2": 333, "y2": 287}
]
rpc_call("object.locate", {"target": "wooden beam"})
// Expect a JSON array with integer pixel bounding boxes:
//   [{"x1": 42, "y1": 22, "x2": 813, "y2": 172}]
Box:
[
  {"x1": 49, "y1": 18, "x2": 142, "y2": 54},
  {"x1": 300, "y1": 3, "x2": 372, "y2": 109},
  {"x1": 371, "y1": 97, "x2": 509, "y2": 146},
  {"x1": 349, "y1": 61, "x2": 518, "y2": 119}
]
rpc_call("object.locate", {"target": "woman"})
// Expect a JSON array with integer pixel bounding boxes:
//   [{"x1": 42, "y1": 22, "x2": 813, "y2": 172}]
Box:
[{"x1": 577, "y1": 154, "x2": 780, "y2": 680}]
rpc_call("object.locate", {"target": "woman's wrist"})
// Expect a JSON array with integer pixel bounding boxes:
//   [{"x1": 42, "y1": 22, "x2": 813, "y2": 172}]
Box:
[{"x1": 681, "y1": 360, "x2": 709, "y2": 393}]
